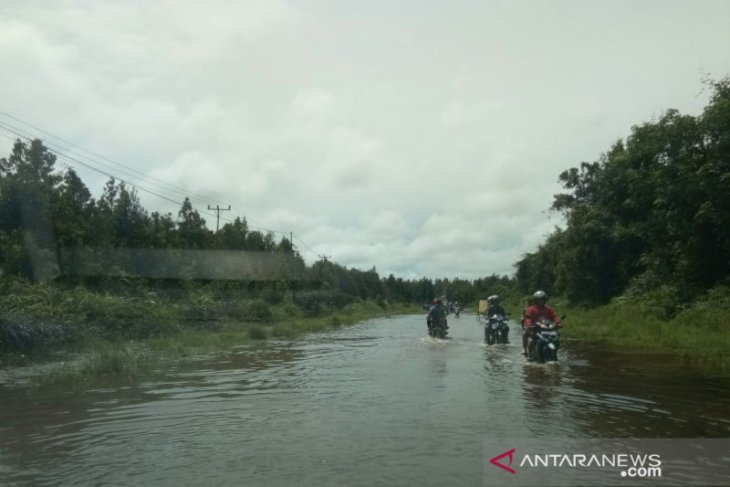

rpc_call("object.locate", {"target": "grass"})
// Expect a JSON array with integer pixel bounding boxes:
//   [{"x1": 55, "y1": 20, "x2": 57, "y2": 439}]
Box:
[
  {"x1": 1, "y1": 294, "x2": 420, "y2": 386},
  {"x1": 16, "y1": 343, "x2": 164, "y2": 388},
  {"x1": 560, "y1": 301, "x2": 730, "y2": 373}
]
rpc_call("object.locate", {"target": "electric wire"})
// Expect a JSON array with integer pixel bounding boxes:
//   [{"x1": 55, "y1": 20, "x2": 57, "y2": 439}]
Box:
[
  {"x1": 292, "y1": 234, "x2": 320, "y2": 259},
  {"x1": 0, "y1": 116, "x2": 290, "y2": 235},
  {"x1": 0, "y1": 122, "x2": 223, "y2": 221},
  {"x1": 0, "y1": 118, "x2": 216, "y2": 208},
  {"x1": 0, "y1": 118, "x2": 295, "y2": 237},
  {"x1": 0, "y1": 109, "x2": 223, "y2": 207}
]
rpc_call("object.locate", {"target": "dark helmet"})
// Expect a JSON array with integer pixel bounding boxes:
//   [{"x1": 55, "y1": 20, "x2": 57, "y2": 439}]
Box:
[
  {"x1": 433, "y1": 297, "x2": 442, "y2": 305},
  {"x1": 533, "y1": 290, "x2": 548, "y2": 303}
]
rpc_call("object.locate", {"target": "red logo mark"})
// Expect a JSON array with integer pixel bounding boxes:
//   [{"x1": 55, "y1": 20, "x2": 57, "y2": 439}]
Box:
[{"x1": 490, "y1": 448, "x2": 517, "y2": 474}]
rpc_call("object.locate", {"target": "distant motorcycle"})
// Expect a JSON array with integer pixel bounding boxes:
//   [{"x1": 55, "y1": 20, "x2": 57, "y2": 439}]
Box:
[
  {"x1": 485, "y1": 314, "x2": 509, "y2": 345},
  {"x1": 528, "y1": 320, "x2": 560, "y2": 363}
]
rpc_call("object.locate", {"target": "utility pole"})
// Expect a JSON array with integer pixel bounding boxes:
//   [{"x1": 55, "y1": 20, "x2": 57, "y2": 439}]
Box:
[
  {"x1": 290, "y1": 232, "x2": 295, "y2": 301},
  {"x1": 207, "y1": 205, "x2": 231, "y2": 232}
]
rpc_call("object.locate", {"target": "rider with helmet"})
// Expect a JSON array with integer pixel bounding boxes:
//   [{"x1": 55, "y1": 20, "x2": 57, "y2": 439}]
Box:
[
  {"x1": 484, "y1": 295, "x2": 506, "y2": 318},
  {"x1": 522, "y1": 290, "x2": 561, "y2": 358},
  {"x1": 485, "y1": 294, "x2": 509, "y2": 343},
  {"x1": 427, "y1": 297, "x2": 448, "y2": 335}
]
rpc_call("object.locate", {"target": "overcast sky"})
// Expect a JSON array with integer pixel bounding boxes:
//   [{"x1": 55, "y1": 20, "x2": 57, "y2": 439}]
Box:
[{"x1": 1, "y1": 0, "x2": 729, "y2": 279}]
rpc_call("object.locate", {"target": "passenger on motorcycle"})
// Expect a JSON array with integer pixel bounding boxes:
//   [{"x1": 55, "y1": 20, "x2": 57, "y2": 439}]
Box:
[
  {"x1": 485, "y1": 294, "x2": 509, "y2": 343},
  {"x1": 427, "y1": 297, "x2": 448, "y2": 334},
  {"x1": 484, "y1": 295, "x2": 506, "y2": 318},
  {"x1": 522, "y1": 290, "x2": 561, "y2": 358},
  {"x1": 484, "y1": 294, "x2": 509, "y2": 343}
]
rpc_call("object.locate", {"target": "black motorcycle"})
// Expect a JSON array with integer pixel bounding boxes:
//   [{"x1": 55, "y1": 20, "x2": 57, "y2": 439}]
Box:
[
  {"x1": 428, "y1": 316, "x2": 449, "y2": 339},
  {"x1": 485, "y1": 314, "x2": 509, "y2": 345},
  {"x1": 528, "y1": 320, "x2": 560, "y2": 363}
]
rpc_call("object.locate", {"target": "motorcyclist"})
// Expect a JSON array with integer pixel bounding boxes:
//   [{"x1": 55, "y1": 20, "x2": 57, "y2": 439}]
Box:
[
  {"x1": 484, "y1": 295, "x2": 506, "y2": 318},
  {"x1": 484, "y1": 295, "x2": 509, "y2": 342},
  {"x1": 427, "y1": 297, "x2": 448, "y2": 335},
  {"x1": 522, "y1": 290, "x2": 561, "y2": 358}
]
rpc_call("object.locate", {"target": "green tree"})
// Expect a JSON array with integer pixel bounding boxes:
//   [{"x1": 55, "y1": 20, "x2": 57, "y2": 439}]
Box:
[
  {"x1": 0, "y1": 139, "x2": 61, "y2": 278},
  {"x1": 519, "y1": 78, "x2": 730, "y2": 305},
  {"x1": 216, "y1": 217, "x2": 248, "y2": 249},
  {"x1": 177, "y1": 197, "x2": 210, "y2": 248}
]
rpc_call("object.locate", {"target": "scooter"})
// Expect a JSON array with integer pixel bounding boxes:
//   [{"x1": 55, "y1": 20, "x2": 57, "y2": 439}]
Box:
[
  {"x1": 428, "y1": 316, "x2": 449, "y2": 339},
  {"x1": 528, "y1": 320, "x2": 560, "y2": 362},
  {"x1": 485, "y1": 314, "x2": 509, "y2": 345}
]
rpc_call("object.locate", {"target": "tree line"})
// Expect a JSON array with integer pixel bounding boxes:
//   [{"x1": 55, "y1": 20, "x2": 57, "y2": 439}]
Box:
[
  {"x1": 515, "y1": 78, "x2": 730, "y2": 311},
  {"x1": 0, "y1": 138, "x2": 515, "y2": 307}
]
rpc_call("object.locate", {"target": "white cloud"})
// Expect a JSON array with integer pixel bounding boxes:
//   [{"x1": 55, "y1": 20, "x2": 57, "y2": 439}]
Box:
[{"x1": 1, "y1": 0, "x2": 728, "y2": 279}]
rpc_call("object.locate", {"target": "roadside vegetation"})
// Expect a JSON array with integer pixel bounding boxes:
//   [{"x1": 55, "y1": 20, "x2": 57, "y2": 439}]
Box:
[
  {"x1": 0, "y1": 135, "x2": 507, "y2": 381},
  {"x1": 550, "y1": 288, "x2": 729, "y2": 373},
  {"x1": 0, "y1": 276, "x2": 417, "y2": 362},
  {"x1": 0, "y1": 282, "x2": 417, "y2": 385},
  {"x1": 511, "y1": 78, "x2": 730, "y2": 372}
]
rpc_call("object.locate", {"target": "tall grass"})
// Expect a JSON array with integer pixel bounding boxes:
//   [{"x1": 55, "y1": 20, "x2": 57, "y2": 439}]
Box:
[
  {"x1": 562, "y1": 293, "x2": 730, "y2": 373},
  {"x1": 0, "y1": 278, "x2": 420, "y2": 384}
]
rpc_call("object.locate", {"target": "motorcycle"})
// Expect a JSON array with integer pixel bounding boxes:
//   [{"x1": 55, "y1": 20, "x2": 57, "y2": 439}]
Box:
[
  {"x1": 528, "y1": 320, "x2": 560, "y2": 363},
  {"x1": 485, "y1": 314, "x2": 509, "y2": 345},
  {"x1": 428, "y1": 316, "x2": 449, "y2": 339}
]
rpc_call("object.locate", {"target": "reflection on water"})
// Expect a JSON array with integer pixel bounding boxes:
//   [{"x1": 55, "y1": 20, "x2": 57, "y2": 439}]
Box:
[
  {"x1": 1, "y1": 315, "x2": 729, "y2": 486},
  {"x1": 522, "y1": 362, "x2": 564, "y2": 414}
]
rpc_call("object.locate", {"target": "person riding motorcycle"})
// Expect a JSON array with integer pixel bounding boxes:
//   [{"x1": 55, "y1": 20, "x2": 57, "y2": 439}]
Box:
[
  {"x1": 522, "y1": 290, "x2": 561, "y2": 358},
  {"x1": 484, "y1": 295, "x2": 506, "y2": 318},
  {"x1": 453, "y1": 300, "x2": 462, "y2": 317},
  {"x1": 427, "y1": 297, "x2": 448, "y2": 335},
  {"x1": 484, "y1": 294, "x2": 509, "y2": 343}
]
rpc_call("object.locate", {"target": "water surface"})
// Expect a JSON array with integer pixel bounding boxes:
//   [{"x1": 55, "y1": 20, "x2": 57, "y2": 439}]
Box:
[{"x1": 1, "y1": 314, "x2": 728, "y2": 486}]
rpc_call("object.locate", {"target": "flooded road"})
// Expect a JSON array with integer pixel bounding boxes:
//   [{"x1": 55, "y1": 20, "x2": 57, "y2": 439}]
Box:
[{"x1": 1, "y1": 314, "x2": 729, "y2": 486}]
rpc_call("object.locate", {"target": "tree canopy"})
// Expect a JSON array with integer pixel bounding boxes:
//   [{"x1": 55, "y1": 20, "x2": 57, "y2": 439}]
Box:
[
  {"x1": 0, "y1": 139, "x2": 512, "y2": 304},
  {"x1": 516, "y1": 78, "x2": 730, "y2": 306}
]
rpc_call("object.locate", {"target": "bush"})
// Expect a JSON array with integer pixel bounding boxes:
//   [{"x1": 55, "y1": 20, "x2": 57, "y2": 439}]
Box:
[
  {"x1": 247, "y1": 325, "x2": 268, "y2": 340},
  {"x1": 271, "y1": 301, "x2": 302, "y2": 321},
  {"x1": 0, "y1": 311, "x2": 67, "y2": 351},
  {"x1": 245, "y1": 299, "x2": 273, "y2": 322},
  {"x1": 259, "y1": 283, "x2": 286, "y2": 305}
]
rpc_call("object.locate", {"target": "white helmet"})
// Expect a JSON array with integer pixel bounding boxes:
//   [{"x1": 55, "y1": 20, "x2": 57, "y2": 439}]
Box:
[{"x1": 533, "y1": 290, "x2": 548, "y2": 302}]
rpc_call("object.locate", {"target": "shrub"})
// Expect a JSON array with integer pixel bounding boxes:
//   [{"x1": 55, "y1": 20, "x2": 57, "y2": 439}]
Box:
[
  {"x1": 245, "y1": 299, "x2": 273, "y2": 322},
  {"x1": 247, "y1": 325, "x2": 268, "y2": 340},
  {"x1": 0, "y1": 311, "x2": 66, "y2": 351}
]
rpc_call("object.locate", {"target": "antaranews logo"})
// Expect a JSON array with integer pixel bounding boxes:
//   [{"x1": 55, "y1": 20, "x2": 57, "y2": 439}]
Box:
[
  {"x1": 489, "y1": 448, "x2": 517, "y2": 475},
  {"x1": 485, "y1": 438, "x2": 730, "y2": 487},
  {"x1": 486, "y1": 445, "x2": 663, "y2": 482},
  {"x1": 516, "y1": 452, "x2": 662, "y2": 478}
]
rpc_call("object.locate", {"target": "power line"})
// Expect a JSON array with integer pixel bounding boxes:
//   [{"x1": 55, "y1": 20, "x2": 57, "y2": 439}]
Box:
[
  {"x1": 0, "y1": 117, "x2": 295, "y2": 237},
  {"x1": 1, "y1": 122, "x2": 330, "y2": 258},
  {"x1": 0, "y1": 118, "x2": 217, "y2": 209},
  {"x1": 292, "y1": 233, "x2": 321, "y2": 260},
  {"x1": 0, "y1": 115, "x2": 293, "y2": 236},
  {"x1": 0, "y1": 109, "x2": 224, "y2": 207},
  {"x1": 0, "y1": 122, "x2": 221, "y2": 222},
  {"x1": 207, "y1": 204, "x2": 231, "y2": 232}
]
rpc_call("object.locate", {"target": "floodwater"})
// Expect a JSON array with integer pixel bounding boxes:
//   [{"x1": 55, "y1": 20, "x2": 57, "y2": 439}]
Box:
[{"x1": 1, "y1": 314, "x2": 729, "y2": 486}]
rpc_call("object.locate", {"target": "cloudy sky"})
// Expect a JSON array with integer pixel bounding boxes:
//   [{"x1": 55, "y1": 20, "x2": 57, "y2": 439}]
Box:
[{"x1": 1, "y1": 0, "x2": 729, "y2": 279}]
